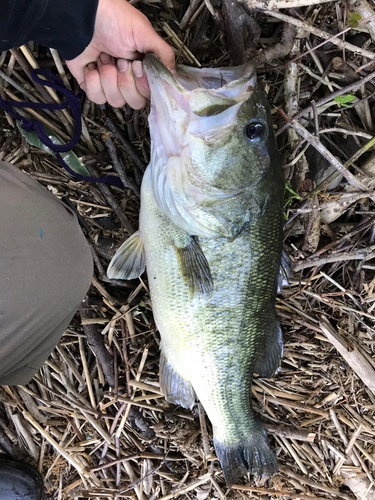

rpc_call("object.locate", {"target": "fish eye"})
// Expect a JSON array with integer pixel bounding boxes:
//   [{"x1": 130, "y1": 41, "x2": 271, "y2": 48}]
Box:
[{"x1": 245, "y1": 122, "x2": 265, "y2": 141}]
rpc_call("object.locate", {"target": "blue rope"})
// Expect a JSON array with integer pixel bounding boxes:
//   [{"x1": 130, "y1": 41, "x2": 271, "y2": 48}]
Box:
[{"x1": 0, "y1": 69, "x2": 124, "y2": 189}]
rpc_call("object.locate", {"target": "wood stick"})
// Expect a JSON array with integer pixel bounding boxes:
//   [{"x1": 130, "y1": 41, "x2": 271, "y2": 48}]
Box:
[
  {"x1": 320, "y1": 320, "x2": 375, "y2": 397},
  {"x1": 294, "y1": 245, "x2": 375, "y2": 271},
  {"x1": 279, "y1": 109, "x2": 368, "y2": 192},
  {"x1": 232, "y1": 485, "x2": 329, "y2": 499},
  {"x1": 267, "y1": 397, "x2": 329, "y2": 417},
  {"x1": 279, "y1": 465, "x2": 353, "y2": 500},
  {"x1": 79, "y1": 336, "x2": 96, "y2": 409},
  {"x1": 257, "y1": 9, "x2": 375, "y2": 60},
  {"x1": 247, "y1": 0, "x2": 339, "y2": 7},
  {"x1": 22, "y1": 410, "x2": 98, "y2": 484},
  {"x1": 264, "y1": 423, "x2": 316, "y2": 442}
]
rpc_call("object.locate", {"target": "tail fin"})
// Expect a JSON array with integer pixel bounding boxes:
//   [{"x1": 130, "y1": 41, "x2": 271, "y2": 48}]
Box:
[{"x1": 214, "y1": 419, "x2": 278, "y2": 487}]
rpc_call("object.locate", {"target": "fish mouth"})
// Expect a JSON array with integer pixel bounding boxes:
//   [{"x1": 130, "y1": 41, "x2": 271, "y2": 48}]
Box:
[
  {"x1": 143, "y1": 54, "x2": 259, "y2": 239},
  {"x1": 143, "y1": 53, "x2": 186, "y2": 94},
  {"x1": 143, "y1": 53, "x2": 256, "y2": 90},
  {"x1": 143, "y1": 53, "x2": 257, "y2": 115}
]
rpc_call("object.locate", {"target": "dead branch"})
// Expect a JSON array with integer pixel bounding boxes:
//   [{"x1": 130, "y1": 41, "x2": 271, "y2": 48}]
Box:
[
  {"x1": 294, "y1": 244, "x2": 375, "y2": 270},
  {"x1": 320, "y1": 319, "x2": 375, "y2": 397},
  {"x1": 257, "y1": 9, "x2": 375, "y2": 60},
  {"x1": 246, "y1": 0, "x2": 337, "y2": 8},
  {"x1": 279, "y1": 110, "x2": 369, "y2": 192}
]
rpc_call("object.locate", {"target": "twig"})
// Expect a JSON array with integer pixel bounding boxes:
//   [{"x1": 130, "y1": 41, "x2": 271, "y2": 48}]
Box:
[
  {"x1": 100, "y1": 105, "x2": 146, "y2": 174},
  {"x1": 121, "y1": 318, "x2": 132, "y2": 398},
  {"x1": 232, "y1": 485, "x2": 327, "y2": 499},
  {"x1": 346, "y1": 425, "x2": 363, "y2": 455},
  {"x1": 256, "y1": 21, "x2": 296, "y2": 65},
  {"x1": 179, "y1": 0, "x2": 202, "y2": 29},
  {"x1": 276, "y1": 69, "x2": 375, "y2": 137},
  {"x1": 247, "y1": 0, "x2": 336, "y2": 7},
  {"x1": 198, "y1": 403, "x2": 210, "y2": 462},
  {"x1": 157, "y1": 474, "x2": 211, "y2": 500},
  {"x1": 278, "y1": 109, "x2": 369, "y2": 191},
  {"x1": 49, "y1": 48, "x2": 72, "y2": 90},
  {"x1": 294, "y1": 244, "x2": 375, "y2": 270},
  {"x1": 278, "y1": 465, "x2": 353, "y2": 500},
  {"x1": 79, "y1": 296, "x2": 116, "y2": 388},
  {"x1": 299, "y1": 63, "x2": 341, "y2": 90},
  {"x1": 0, "y1": 68, "x2": 61, "y2": 122},
  {"x1": 85, "y1": 164, "x2": 135, "y2": 234},
  {"x1": 320, "y1": 320, "x2": 375, "y2": 397},
  {"x1": 3, "y1": 87, "x2": 70, "y2": 141},
  {"x1": 292, "y1": 192, "x2": 375, "y2": 214},
  {"x1": 102, "y1": 132, "x2": 140, "y2": 198},
  {"x1": 0, "y1": 426, "x2": 25, "y2": 460},
  {"x1": 79, "y1": 336, "x2": 96, "y2": 409},
  {"x1": 259, "y1": 9, "x2": 375, "y2": 60},
  {"x1": 119, "y1": 462, "x2": 164, "y2": 494},
  {"x1": 267, "y1": 397, "x2": 329, "y2": 417},
  {"x1": 264, "y1": 424, "x2": 316, "y2": 443},
  {"x1": 319, "y1": 127, "x2": 373, "y2": 140},
  {"x1": 90, "y1": 454, "x2": 140, "y2": 472},
  {"x1": 22, "y1": 410, "x2": 98, "y2": 484}
]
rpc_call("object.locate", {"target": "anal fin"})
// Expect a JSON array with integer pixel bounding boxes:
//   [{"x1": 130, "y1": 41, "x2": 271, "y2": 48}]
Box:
[
  {"x1": 107, "y1": 230, "x2": 145, "y2": 280},
  {"x1": 277, "y1": 250, "x2": 294, "y2": 293},
  {"x1": 159, "y1": 353, "x2": 196, "y2": 409},
  {"x1": 254, "y1": 323, "x2": 283, "y2": 378}
]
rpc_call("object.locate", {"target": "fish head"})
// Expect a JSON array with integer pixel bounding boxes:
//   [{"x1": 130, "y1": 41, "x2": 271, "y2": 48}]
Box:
[{"x1": 143, "y1": 54, "x2": 283, "y2": 239}]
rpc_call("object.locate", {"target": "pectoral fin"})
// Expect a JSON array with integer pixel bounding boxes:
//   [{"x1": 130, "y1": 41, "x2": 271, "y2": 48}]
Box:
[
  {"x1": 107, "y1": 230, "x2": 145, "y2": 280},
  {"x1": 175, "y1": 237, "x2": 213, "y2": 295}
]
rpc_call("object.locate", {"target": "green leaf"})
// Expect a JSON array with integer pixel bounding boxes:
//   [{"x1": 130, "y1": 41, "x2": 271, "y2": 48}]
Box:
[
  {"x1": 334, "y1": 94, "x2": 356, "y2": 107},
  {"x1": 283, "y1": 180, "x2": 301, "y2": 220},
  {"x1": 348, "y1": 12, "x2": 361, "y2": 28},
  {"x1": 285, "y1": 180, "x2": 302, "y2": 198},
  {"x1": 17, "y1": 121, "x2": 89, "y2": 176}
]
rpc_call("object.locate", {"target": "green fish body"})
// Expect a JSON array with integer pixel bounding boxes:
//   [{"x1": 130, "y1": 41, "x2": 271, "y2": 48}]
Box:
[{"x1": 108, "y1": 54, "x2": 285, "y2": 486}]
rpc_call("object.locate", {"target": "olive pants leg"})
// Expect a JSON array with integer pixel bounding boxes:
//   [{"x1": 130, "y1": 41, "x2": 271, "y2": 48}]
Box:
[{"x1": 0, "y1": 162, "x2": 93, "y2": 385}]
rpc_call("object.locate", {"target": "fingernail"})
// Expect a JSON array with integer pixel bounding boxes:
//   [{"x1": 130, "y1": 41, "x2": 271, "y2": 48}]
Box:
[
  {"x1": 117, "y1": 59, "x2": 129, "y2": 72},
  {"x1": 100, "y1": 53, "x2": 111, "y2": 64},
  {"x1": 87, "y1": 62, "x2": 96, "y2": 71},
  {"x1": 133, "y1": 60, "x2": 143, "y2": 78}
]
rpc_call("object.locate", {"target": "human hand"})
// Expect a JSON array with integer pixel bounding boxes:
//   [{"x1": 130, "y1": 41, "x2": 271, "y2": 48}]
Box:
[{"x1": 66, "y1": 0, "x2": 175, "y2": 109}]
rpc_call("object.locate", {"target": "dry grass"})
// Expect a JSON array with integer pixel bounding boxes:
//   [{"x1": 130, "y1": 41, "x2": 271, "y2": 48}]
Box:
[{"x1": 1, "y1": 1, "x2": 375, "y2": 499}]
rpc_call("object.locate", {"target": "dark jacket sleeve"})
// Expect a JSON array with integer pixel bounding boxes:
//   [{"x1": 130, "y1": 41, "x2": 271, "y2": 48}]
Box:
[{"x1": 0, "y1": 0, "x2": 99, "y2": 60}]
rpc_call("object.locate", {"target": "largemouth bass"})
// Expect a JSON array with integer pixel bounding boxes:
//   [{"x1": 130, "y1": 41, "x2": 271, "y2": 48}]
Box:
[{"x1": 108, "y1": 54, "x2": 285, "y2": 486}]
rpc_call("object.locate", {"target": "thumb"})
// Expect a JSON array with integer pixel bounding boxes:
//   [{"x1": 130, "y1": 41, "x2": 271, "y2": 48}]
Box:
[{"x1": 138, "y1": 27, "x2": 175, "y2": 71}]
